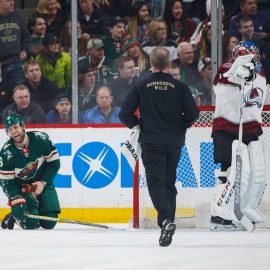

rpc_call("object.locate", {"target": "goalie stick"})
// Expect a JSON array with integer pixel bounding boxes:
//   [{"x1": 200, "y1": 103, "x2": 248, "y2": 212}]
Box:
[
  {"x1": 233, "y1": 79, "x2": 255, "y2": 232},
  {"x1": 25, "y1": 214, "x2": 126, "y2": 231}
]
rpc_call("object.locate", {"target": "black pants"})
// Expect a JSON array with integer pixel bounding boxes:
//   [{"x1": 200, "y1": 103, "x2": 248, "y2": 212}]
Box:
[
  {"x1": 141, "y1": 143, "x2": 181, "y2": 227},
  {"x1": 213, "y1": 130, "x2": 260, "y2": 167}
]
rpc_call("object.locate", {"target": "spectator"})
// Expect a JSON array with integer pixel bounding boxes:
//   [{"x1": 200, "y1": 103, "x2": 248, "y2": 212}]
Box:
[
  {"x1": 79, "y1": 38, "x2": 117, "y2": 85},
  {"x1": 35, "y1": 33, "x2": 72, "y2": 91},
  {"x1": 163, "y1": 0, "x2": 196, "y2": 44},
  {"x1": 122, "y1": 36, "x2": 150, "y2": 76},
  {"x1": 236, "y1": 14, "x2": 265, "y2": 57},
  {"x1": 102, "y1": 17, "x2": 126, "y2": 61},
  {"x1": 81, "y1": 86, "x2": 121, "y2": 124},
  {"x1": 24, "y1": 59, "x2": 61, "y2": 113},
  {"x1": 141, "y1": 19, "x2": 178, "y2": 60},
  {"x1": 128, "y1": 1, "x2": 151, "y2": 44},
  {"x1": 27, "y1": 13, "x2": 47, "y2": 57},
  {"x1": 2, "y1": 85, "x2": 45, "y2": 124},
  {"x1": 0, "y1": 76, "x2": 14, "y2": 120},
  {"x1": 173, "y1": 42, "x2": 201, "y2": 88},
  {"x1": 182, "y1": 0, "x2": 207, "y2": 26},
  {"x1": 222, "y1": 33, "x2": 238, "y2": 64},
  {"x1": 194, "y1": 57, "x2": 212, "y2": 105},
  {"x1": 229, "y1": 0, "x2": 270, "y2": 41},
  {"x1": 59, "y1": 19, "x2": 89, "y2": 58},
  {"x1": 45, "y1": 93, "x2": 72, "y2": 123},
  {"x1": 169, "y1": 62, "x2": 201, "y2": 105},
  {"x1": 78, "y1": 0, "x2": 104, "y2": 37},
  {"x1": 35, "y1": 0, "x2": 67, "y2": 37},
  {"x1": 144, "y1": 0, "x2": 166, "y2": 18},
  {"x1": 78, "y1": 62, "x2": 97, "y2": 113},
  {"x1": 0, "y1": 0, "x2": 30, "y2": 90},
  {"x1": 197, "y1": 23, "x2": 212, "y2": 60},
  {"x1": 109, "y1": 56, "x2": 137, "y2": 107}
]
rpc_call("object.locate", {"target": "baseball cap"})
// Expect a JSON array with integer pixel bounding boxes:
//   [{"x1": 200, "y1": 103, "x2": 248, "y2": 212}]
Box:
[
  {"x1": 43, "y1": 33, "x2": 59, "y2": 46},
  {"x1": 54, "y1": 93, "x2": 71, "y2": 105},
  {"x1": 87, "y1": 38, "x2": 104, "y2": 50},
  {"x1": 78, "y1": 62, "x2": 96, "y2": 75},
  {"x1": 198, "y1": 57, "x2": 211, "y2": 72}
]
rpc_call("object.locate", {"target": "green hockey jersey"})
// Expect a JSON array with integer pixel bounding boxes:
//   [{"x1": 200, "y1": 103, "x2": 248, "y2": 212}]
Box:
[{"x1": 0, "y1": 131, "x2": 60, "y2": 199}]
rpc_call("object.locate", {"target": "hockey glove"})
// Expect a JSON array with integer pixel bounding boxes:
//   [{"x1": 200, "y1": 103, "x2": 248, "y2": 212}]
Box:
[
  {"x1": 8, "y1": 195, "x2": 29, "y2": 229},
  {"x1": 233, "y1": 62, "x2": 256, "y2": 84}
]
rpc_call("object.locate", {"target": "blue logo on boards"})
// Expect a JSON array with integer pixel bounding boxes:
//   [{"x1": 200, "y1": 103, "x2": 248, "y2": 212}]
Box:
[{"x1": 72, "y1": 142, "x2": 118, "y2": 189}]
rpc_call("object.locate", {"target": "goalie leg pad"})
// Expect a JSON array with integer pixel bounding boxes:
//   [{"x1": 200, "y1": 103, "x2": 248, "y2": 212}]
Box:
[
  {"x1": 242, "y1": 140, "x2": 266, "y2": 222},
  {"x1": 211, "y1": 140, "x2": 250, "y2": 222}
]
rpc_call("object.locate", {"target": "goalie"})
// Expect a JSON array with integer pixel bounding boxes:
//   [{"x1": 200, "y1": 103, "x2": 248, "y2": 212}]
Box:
[
  {"x1": 0, "y1": 114, "x2": 61, "y2": 230},
  {"x1": 210, "y1": 41, "x2": 269, "y2": 230}
]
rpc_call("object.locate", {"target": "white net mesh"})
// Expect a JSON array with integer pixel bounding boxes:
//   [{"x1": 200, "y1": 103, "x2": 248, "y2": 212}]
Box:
[{"x1": 137, "y1": 108, "x2": 270, "y2": 229}]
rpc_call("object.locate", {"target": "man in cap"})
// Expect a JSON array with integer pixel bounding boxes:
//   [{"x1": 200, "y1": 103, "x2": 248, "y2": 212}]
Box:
[
  {"x1": 79, "y1": 38, "x2": 117, "y2": 85},
  {"x1": 194, "y1": 57, "x2": 213, "y2": 105},
  {"x1": 102, "y1": 17, "x2": 126, "y2": 61},
  {"x1": 78, "y1": 62, "x2": 98, "y2": 113},
  {"x1": 45, "y1": 93, "x2": 72, "y2": 124},
  {"x1": 0, "y1": 113, "x2": 61, "y2": 230}
]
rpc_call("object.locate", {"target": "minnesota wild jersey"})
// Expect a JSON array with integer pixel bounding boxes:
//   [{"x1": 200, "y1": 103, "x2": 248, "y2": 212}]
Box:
[{"x1": 0, "y1": 131, "x2": 60, "y2": 198}]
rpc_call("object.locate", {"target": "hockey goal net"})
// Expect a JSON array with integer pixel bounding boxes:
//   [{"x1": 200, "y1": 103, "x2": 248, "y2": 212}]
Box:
[{"x1": 133, "y1": 106, "x2": 270, "y2": 229}]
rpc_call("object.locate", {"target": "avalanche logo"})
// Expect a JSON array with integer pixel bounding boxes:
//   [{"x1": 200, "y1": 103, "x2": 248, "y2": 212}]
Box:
[
  {"x1": 72, "y1": 142, "x2": 119, "y2": 189},
  {"x1": 244, "y1": 87, "x2": 263, "y2": 108}
]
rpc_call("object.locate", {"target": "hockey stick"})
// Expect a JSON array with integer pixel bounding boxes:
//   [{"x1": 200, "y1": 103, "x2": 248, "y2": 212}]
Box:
[
  {"x1": 233, "y1": 78, "x2": 254, "y2": 232},
  {"x1": 25, "y1": 214, "x2": 126, "y2": 231}
]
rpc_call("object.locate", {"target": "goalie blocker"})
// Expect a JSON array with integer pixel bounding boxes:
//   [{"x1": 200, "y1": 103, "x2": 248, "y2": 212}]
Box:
[{"x1": 211, "y1": 139, "x2": 267, "y2": 227}]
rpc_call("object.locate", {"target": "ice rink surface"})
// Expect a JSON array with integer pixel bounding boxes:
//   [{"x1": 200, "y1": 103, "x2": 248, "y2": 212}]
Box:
[{"x1": 0, "y1": 224, "x2": 269, "y2": 270}]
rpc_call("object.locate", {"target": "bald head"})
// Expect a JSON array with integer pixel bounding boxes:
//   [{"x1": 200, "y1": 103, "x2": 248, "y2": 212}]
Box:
[{"x1": 177, "y1": 42, "x2": 195, "y2": 66}]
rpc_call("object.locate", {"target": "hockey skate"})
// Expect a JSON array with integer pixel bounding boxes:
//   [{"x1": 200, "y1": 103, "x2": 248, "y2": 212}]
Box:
[
  {"x1": 1, "y1": 212, "x2": 15, "y2": 230},
  {"x1": 159, "y1": 219, "x2": 176, "y2": 247},
  {"x1": 210, "y1": 216, "x2": 246, "y2": 231}
]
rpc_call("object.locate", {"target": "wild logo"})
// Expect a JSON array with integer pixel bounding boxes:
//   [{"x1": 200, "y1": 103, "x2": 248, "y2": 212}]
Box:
[{"x1": 17, "y1": 160, "x2": 39, "y2": 179}]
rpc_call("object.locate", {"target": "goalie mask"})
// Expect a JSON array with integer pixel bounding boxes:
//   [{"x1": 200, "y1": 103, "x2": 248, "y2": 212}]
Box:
[{"x1": 232, "y1": 41, "x2": 261, "y2": 73}]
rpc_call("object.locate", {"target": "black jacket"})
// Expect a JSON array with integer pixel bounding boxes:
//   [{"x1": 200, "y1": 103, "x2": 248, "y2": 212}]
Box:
[
  {"x1": 25, "y1": 77, "x2": 61, "y2": 113},
  {"x1": 119, "y1": 72, "x2": 199, "y2": 146}
]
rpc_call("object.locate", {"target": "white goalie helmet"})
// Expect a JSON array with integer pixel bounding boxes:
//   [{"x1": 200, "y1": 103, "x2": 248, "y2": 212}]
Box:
[{"x1": 232, "y1": 41, "x2": 261, "y2": 72}]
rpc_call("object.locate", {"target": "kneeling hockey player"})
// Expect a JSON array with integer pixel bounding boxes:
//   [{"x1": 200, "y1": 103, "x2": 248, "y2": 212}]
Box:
[
  {"x1": 210, "y1": 41, "x2": 269, "y2": 231},
  {"x1": 0, "y1": 114, "x2": 61, "y2": 229}
]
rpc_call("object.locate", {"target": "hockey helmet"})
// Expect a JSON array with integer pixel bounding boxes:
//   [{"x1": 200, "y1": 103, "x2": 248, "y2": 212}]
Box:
[
  {"x1": 3, "y1": 114, "x2": 24, "y2": 130},
  {"x1": 232, "y1": 41, "x2": 261, "y2": 72}
]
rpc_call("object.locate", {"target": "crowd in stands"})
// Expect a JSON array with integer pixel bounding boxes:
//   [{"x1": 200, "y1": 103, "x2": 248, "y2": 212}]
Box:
[{"x1": 0, "y1": 0, "x2": 270, "y2": 124}]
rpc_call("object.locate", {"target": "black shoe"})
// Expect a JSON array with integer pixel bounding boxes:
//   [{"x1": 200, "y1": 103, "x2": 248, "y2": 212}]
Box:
[
  {"x1": 159, "y1": 219, "x2": 176, "y2": 247},
  {"x1": 1, "y1": 212, "x2": 15, "y2": 230}
]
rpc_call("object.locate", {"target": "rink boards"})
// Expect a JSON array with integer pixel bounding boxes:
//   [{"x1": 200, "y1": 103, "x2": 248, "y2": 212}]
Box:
[{"x1": 0, "y1": 125, "x2": 269, "y2": 227}]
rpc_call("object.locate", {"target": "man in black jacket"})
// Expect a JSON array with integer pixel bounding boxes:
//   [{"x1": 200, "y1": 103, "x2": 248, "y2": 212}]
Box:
[
  {"x1": 119, "y1": 46, "x2": 199, "y2": 247},
  {"x1": 0, "y1": 0, "x2": 30, "y2": 90},
  {"x1": 23, "y1": 59, "x2": 61, "y2": 113}
]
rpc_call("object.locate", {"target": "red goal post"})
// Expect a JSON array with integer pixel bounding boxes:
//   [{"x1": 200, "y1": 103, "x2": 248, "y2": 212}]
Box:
[{"x1": 132, "y1": 105, "x2": 270, "y2": 229}]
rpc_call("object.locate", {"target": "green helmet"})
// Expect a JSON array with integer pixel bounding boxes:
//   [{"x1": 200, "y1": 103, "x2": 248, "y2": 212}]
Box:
[{"x1": 3, "y1": 114, "x2": 24, "y2": 129}]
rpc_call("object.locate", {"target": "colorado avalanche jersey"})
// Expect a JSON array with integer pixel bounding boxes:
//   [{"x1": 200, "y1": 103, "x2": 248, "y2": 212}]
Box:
[
  {"x1": 212, "y1": 62, "x2": 269, "y2": 134},
  {"x1": 0, "y1": 131, "x2": 60, "y2": 198}
]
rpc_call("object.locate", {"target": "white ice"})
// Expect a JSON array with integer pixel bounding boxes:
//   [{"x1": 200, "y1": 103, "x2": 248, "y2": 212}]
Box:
[{"x1": 0, "y1": 224, "x2": 269, "y2": 270}]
